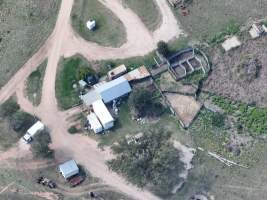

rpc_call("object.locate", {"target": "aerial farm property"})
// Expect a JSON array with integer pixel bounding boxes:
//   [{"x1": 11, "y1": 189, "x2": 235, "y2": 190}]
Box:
[{"x1": 0, "y1": 1, "x2": 267, "y2": 200}]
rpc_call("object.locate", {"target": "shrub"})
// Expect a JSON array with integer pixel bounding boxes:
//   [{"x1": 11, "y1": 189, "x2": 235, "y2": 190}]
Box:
[
  {"x1": 0, "y1": 97, "x2": 20, "y2": 117},
  {"x1": 157, "y1": 41, "x2": 170, "y2": 58},
  {"x1": 9, "y1": 111, "x2": 36, "y2": 135},
  {"x1": 31, "y1": 130, "x2": 53, "y2": 158},
  {"x1": 68, "y1": 126, "x2": 79, "y2": 134}
]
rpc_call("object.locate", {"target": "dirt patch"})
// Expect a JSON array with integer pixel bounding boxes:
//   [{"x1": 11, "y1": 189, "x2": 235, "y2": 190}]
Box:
[
  {"x1": 204, "y1": 36, "x2": 267, "y2": 106},
  {"x1": 165, "y1": 93, "x2": 202, "y2": 127}
]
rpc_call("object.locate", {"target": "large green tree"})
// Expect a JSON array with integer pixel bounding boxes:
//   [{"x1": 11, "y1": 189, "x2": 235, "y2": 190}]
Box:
[
  {"x1": 108, "y1": 129, "x2": 184, "y2": 196},
  {"x1": 128, "y1": 88, "x2": 164, "y2": 118}
]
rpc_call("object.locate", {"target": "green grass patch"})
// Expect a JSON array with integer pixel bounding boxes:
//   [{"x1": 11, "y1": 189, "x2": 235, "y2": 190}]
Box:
[
  {"x1": 56, "y1": 55, "x2": 94, "y2": 110},
  {"x1": 25, "y1": 60, "x2": 47, "y2": 106},
  {"x1": 121, "y1": 0, "x2": 162, "y2": 31},
  {"x1": 71, "y1": 0, "x2": 126, "y2": 47},
  {"x1": 0, "y1": 0, "x2": 60, "y2": 88},
  {"x1": 212, "y1": 95, "x2": 267, "y2": 135},
  {"x1": 208, "y1": 20, "x2": 240, "y2": 45}
]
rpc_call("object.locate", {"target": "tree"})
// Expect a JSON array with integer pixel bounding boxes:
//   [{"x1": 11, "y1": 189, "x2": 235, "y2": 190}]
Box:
[
  {"x1": 75, "y1": 65, "x2": 95, "y2": 81},
  {"x1": 31, "y1": 130, "x2": 53, "y2": 158},
  {"x1": 9, "y1": 111, "x2": 36, "y2": 135},
  {"x1": 157, "y1": 41, "x2": 170, "y2": 58},
  {"x1": 108, "y1": 129, "x2": 184, "y2": 196},
  {"x1": 128, "y1": 88, "x2": 164, "y2": 118}
]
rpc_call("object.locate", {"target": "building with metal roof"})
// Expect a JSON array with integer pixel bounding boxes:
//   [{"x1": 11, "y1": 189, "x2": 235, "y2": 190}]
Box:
[
  {"x1": 94, "y1": 77, "x2": 132, "y2": 103},
  {"x1": 107, "y1": 64, "x2": 127, "y2": 80},
  {"x1": 80, "y1": 90, "x2": 101, "y2": 107},
  {"x1": 59, "y1": 160, "x2": 79, "y2": 179},
  {"x1": 87, "y1": 113, "x2": 103, "y2": 134},
  {"x1": 92, "y1": 100, "x2": 114, "y2": 130}
]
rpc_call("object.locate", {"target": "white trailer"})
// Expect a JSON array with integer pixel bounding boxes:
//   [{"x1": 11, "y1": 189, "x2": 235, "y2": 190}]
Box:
[{"x1": 23, "y1": 121, "x2": 45, "y2": 143}]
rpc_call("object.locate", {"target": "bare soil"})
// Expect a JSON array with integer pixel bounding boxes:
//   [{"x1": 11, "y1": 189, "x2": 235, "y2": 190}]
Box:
[
  {"x1": 165, "y1": 93, "x2": 202, "y2": 127},
  {"x1": 203, "y1": 36, "x2": 267, "y2": 106}
]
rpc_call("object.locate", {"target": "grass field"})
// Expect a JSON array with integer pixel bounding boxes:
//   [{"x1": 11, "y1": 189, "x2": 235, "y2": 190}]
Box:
[
  {"x1": 0, "y1": 0, "x2": 60, "y2": 88},
  {"x1": 25, "y1": 60, "x2": 47, "y2": 106},
  {"x1": 121, "y1": 0, "x2": 162, "y2": 31},
  {"x1": 71, "y1": 0, "x2": 126, "y2": 47},
  {"x1": 172, "y1": 0, "x2": 267, "y2": 42},
  {"x1": 56, "y1": 55, "x2": 94, "y2": 110}
]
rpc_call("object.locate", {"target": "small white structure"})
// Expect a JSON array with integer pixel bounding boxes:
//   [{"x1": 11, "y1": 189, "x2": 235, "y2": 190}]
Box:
[
  {"x1": 222, "y1": 36, "x2": 242, "y2": 51},
  {"x1": 86, "y1": 20, "x2": 96, "y2": 30},
  {"x1": 92, "y1": 100, "x2": 114, "y2": 130},
  {"x1": 249, "y1": 23, "x2": 265, "y2": 39},
  {"x1": 23, "y1": 121, "x2": 45, "y2": 143},
  {"x1": 94, "y1": 76, "x2": 132, "y2": 103},
  {"x1": 59, "y1": 160, "x2": 79, "y2": 179},
  {"x1": 87, "y1": 113, "x2": 103, "y2": 134},
  {"x1": 107, "y1": 64, "x2": 127, "y2": 80}
]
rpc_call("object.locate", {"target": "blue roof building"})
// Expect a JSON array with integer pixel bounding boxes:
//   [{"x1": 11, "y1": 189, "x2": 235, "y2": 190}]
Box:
[{"x1": 94, "y1": 76, "x2": 132, "y2": 103}]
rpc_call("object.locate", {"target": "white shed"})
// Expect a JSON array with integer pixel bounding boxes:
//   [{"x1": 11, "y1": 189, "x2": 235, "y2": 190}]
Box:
[
  {"x1": 86, "y1": 20, "x2": 96, "y2": 30},
  {"x1": 92, "y1": 100, "x2": 114, "y2": 130},
  {"x1": 27, "y1": 121, "x2": 45, "y2": 137},
  {"x1": 59, "y1": 160, "x2": 79, "y2": 179},
  {"x1": 222, "y1": 36, "x2": 241, "y2": 51},
  {"x1": 87, "y1": 113, "x2": 103, "y2": 134}
]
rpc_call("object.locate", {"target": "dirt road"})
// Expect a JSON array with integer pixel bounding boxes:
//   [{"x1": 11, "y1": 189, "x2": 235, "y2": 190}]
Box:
[{"x1": 0, "y1": 0, "x2": 183, "y2": 199}]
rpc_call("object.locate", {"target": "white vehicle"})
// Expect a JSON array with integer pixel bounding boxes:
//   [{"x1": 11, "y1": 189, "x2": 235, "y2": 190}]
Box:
[{"x1": 23, "y1": 121, "x2": 45, "y2": 143}]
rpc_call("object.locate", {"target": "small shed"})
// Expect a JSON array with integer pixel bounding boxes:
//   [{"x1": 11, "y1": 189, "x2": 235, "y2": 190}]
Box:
[
  {"x1": 87, "y1": 113, "x2": 103, "y2": 134},
  {"x1": 107, "y1": 64, "x2": 127, "y2": 80},
  {"x1": 59, "y1": 160, "x2": 79, "y2": 179},
  {"x1": 86, "y1": 20, "x2": 96, "y2": 30},
  {"x1": 27, "y1": 121, "x2": 45, "y2": 137},
  {"x1": 94, "y1": 77, "x2": 132, "y2": 103},
  {"x1": 92, "y1": 100, "x2": 114, "y2": 130},
  {"x1": 222, "y1": 36, "x2": 241, "y2": 51}
]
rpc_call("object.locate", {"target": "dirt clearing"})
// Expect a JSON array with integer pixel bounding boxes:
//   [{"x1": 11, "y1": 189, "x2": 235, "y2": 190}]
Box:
[{"x1": 165, "y1": 93, "x2": 202, "y2": 127}]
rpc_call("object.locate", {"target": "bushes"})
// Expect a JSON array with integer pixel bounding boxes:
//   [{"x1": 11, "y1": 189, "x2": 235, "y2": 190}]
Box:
[
  {"x1": 212, "y1": 95, "x2": 267, "y2": 135},
  {"x1": 108, "y1": 129, "x2": 184, "y2": 196},
  {"x1": 31, "y1": 130, "x2": 53, "y2": 158},
  {"x1": 9, "y1": 111, "x2": 36, "y2": 135},
  {"x1": 157, "y1": 41, "x2": 170, "y2": 58},
  {"x1": 0, "y1": 97, "x2": 20, "y2": 117}
]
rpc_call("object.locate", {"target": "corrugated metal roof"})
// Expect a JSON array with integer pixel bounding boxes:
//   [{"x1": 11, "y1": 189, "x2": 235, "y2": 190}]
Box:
[
  {"x1": 92, "y1": 100, "x2": 114, "y2": 126},
  {"x1": 94, "y1": 77, "x2": 132, "y2": 103},
  {"x1": 59, "y1": 160, "x2": 79, "y2": 178},
  {"x1": 80, "y1": 90, "x2": 101, "y2": 106},
  {"x1": 87, "y1": 113, "x2": 103, "y2": 133}
]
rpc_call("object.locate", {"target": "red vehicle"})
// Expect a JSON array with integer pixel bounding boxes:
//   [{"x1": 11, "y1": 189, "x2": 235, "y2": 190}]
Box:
[{"x1": 68, "y1": 175, "x2": 84, "y2": 187}]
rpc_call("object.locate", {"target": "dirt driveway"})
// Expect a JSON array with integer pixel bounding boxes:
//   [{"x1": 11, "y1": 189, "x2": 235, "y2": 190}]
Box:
[{"x1": 0, "y1": 0, "x2": 183, "y2": 199}]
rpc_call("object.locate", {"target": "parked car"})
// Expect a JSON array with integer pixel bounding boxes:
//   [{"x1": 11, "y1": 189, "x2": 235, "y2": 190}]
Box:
[
  {"x1": 37, "y1": 176, "x2": 56, "y2": 189},
  {"x1": 68, "y1": 175, "x2": 84, "y2": 187}
]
